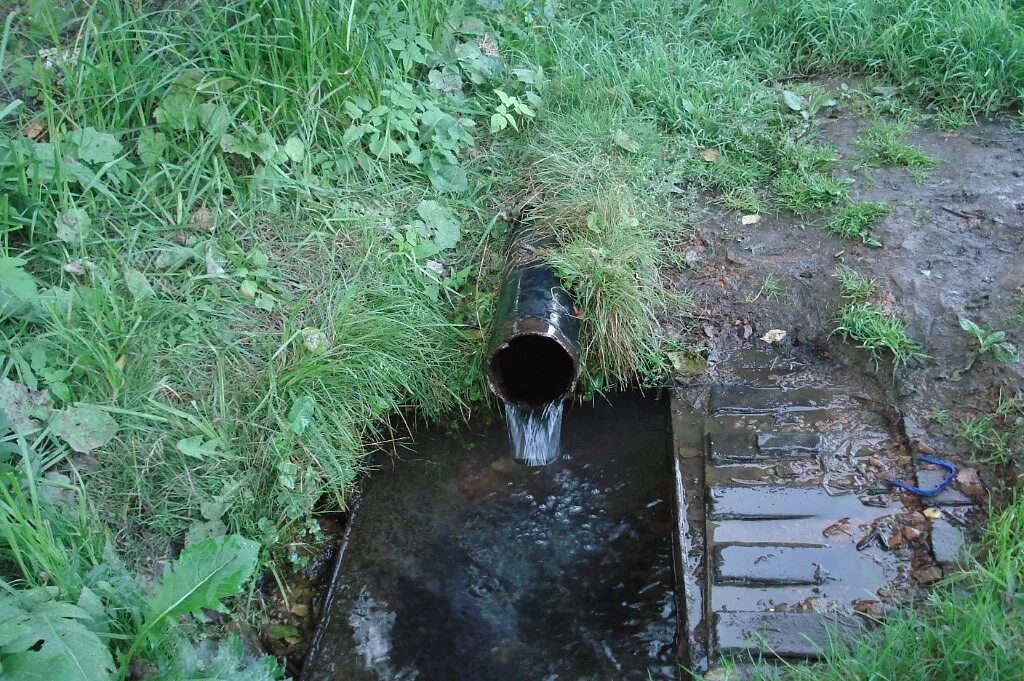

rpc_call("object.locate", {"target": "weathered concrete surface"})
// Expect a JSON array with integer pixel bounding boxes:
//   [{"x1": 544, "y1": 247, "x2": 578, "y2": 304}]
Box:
[{"x1": 671, "y1": 345, "x2": 914, "y2": 674}]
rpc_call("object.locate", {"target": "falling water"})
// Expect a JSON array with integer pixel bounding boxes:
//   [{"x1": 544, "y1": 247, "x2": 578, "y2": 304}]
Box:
[{"x1": 504, "y1": 400, "x2": 565, "y2": 466}]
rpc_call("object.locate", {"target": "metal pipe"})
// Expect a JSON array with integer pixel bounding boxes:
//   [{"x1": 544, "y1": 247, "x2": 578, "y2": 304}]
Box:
[{"x1": 484, "y1": 229, "x2": 579, "y2": 409}]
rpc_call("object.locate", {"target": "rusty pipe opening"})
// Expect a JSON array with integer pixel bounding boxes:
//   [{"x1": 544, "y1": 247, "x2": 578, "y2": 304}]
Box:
[{"x1": 485, "y1": 264, "x2": 579, "y2": 409}]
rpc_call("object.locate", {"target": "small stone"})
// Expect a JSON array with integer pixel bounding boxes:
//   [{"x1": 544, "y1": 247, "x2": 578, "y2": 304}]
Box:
[
  {"x1": 956, "y1": 468, "x2": 986, "y2": 500},
  {"x1": 886, "y1": 532, "x2": 903, "y2": 550},
  {"x1": 931, "y1": 518, "x2": 967, "y2": 566},
  {"x1": 915, "y1": 440, "x2": 935, "y2": 455},
  {"x1": 866, "y1": 456, "x2": 884, "y2": 470},
  {"x1": 910, "y1": 511, "x2": 927, "y2": 528},
  {"x1": 915, "y1": 566, "x2": 943, "y2": 584},
  {"x1": 289, "y1": 603, "x2": 309, "y2": 617},
  {"x1": 853, "y1": 600, "x2": 883, "y2": 619},
  {"x1": 902, "y1": 526, "x2": 923, "y2": 541},
  {"x1": 956, "y1": 468, "x2": 981, "y2": 486}
]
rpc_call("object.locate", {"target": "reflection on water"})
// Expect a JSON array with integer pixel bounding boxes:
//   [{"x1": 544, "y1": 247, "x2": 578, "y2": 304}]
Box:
[{"x1": 303, "y1": 393, "x2": 677, "y2": 681}]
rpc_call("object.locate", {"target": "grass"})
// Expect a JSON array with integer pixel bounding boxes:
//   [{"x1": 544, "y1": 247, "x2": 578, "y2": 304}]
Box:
[
  {"x1": 957, "y1": 394, "x2": 1024, "y2": 465},
  {"x1": 827, "y1": 201, "x2": 891, "y2": 246},
  {"x1": 856, "y1": 120, "x2": 939, "y2": 171},
  {"x1": 834, "y1": 264, "x2": 877, "y2": 301},
  {"x1": 1, "y1": 0, "x2": 1024, "y2": 675},
  {"x1": 774, "y1": 171, "x2": 849, "y2": 215},
  {"x1": 832, "y1": 264, "x2": 920, "y2": 367},
  {"x1": 835, "y1": 301, "x2": 922, "y2": 368}
]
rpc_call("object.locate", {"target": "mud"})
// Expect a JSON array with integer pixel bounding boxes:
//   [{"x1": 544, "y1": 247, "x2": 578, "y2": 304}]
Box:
[
  {"x1": 672, "y1": 96, "x2": 1023, "y2": 536},
  {"x1": 663, "y1": 95, "x2": 1022, "y2": 674}
]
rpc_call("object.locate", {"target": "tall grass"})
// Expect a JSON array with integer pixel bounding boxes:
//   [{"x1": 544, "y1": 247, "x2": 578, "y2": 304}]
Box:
[{"x1": 706, "y1": 0, "x2": 1024, "y2": 115}]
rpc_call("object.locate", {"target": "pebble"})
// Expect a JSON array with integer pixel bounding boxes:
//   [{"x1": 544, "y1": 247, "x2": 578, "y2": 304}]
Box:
[
  {"x1": 915, "y1": 566, "x2": 943, "y2": 585},
  {"x1": 956, "y1": 467, "x2": 986, "y2": 499},
  {"x1": 915, "y1": 440, "x2": 936, "y2": 455},
  {"x1": 853, "y1": 600, "x2": 884, "y2": 619},
  {"x1": 902, "y1": 526, "x2": 923, "y2": 541}
]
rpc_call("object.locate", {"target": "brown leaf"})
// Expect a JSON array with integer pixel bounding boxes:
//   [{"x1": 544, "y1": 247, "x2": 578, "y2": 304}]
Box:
[{"x1": 23, "y1": 119, "x2": 46, "y2": 140}]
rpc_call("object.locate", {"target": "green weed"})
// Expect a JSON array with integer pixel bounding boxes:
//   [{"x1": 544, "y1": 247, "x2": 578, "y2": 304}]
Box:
[
  {"x1": 956, "y1": 316, "x2": 1020, "y2": 375},
  {"x1": 856, "y1": 121, "x2": 938, "y2": 171},
  {"x1": 746, "y1": 274, "x2": 782, "y2": 303},
  {"x1": 834, "y1": 264, "x2": 877, "y2": 302},
  {"x1": 957, "y1": 394, "x2": 1023, "y2": 465},
  {"x1": 774, "y1": 171, "x2": 849, "y2": 215},
  {"x1": 835, "y1": 302, "x2": 922, "y2": 368},
  {"x1": 826, "y1": 202, "x2": 891, "y2": 246}
]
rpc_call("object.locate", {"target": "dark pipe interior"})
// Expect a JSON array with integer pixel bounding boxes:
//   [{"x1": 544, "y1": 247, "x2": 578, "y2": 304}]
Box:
[{"x1": 491, "y1": 334, "x2": 575, "y2": 407}]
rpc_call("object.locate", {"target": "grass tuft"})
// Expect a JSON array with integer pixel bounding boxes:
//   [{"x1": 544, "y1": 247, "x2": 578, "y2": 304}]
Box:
[
  {"x1": 856, "y1": 121, "x2": 938, "y2": 170},
  {"x1": 834, "y1": 301, "x2": 922, "y2": 367},
  {"x1": 834, "y1": 264, "x2": 877, "y2": 301},
  {"x1": 774, "y1": 171, "x2": 849, "y2": 215},
  {"x1": 826, "y1": 202, "x2": 891, "y2": 245}
]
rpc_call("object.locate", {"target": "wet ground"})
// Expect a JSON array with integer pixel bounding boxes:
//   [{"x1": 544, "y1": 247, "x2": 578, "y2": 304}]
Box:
[
  {"x1": 665, "y1": 95, "x2": 1020, "y2": 673},
  {"x1": 302, "y1": 393, "x2": 677, "y2": 681},
  {"x1": 673, "y1": 99, "x2": 1023, "y2": 453}
]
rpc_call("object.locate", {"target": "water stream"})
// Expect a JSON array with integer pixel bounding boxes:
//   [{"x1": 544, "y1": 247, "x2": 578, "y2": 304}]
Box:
[
  {"x1": 504, "y1": 400, "x2": 565, "y2": 466},
  {"x1": 302, "y1": 393, "x2": 677, "y2": 681}
]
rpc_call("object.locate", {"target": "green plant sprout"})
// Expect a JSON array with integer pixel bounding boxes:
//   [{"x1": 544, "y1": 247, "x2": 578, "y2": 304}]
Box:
[{"x1": 953, "y1": 316, "x2": 1020, "y2": 378}]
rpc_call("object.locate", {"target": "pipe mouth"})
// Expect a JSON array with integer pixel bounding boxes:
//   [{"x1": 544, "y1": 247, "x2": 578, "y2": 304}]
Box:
[{"x1": 487, "y1": 333, "x2": 576, "y2": 409}]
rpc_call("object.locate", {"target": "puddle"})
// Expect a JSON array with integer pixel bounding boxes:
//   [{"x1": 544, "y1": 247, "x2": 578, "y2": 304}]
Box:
[{"x1": 303, "y1": 393, "x2": 678, "y2": 681}]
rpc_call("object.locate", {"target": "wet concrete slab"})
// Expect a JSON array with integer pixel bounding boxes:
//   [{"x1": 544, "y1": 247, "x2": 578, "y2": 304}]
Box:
[
  {"x1": 714, "y1": 611, "x2": 861, "y2": 659},
  {"x1": 709, "y1": 486, "x2": 893, "y2": 521},
  {"x1": 303, "y1": 394, "x2": 677, "y2": 681},
  {"x1": 709, "y1": 385, "x2": 839, "y2": 415},
  {"x1": 671, "y1": 345, "x2": 912, "y2": 674}
]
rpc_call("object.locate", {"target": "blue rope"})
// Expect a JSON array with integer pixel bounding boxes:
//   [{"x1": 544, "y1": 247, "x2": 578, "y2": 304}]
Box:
[{"x1": 889, "y1": 456, "x2": 957, "y2": 497}]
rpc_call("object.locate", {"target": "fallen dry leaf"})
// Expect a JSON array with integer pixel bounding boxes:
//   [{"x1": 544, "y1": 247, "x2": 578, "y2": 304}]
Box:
[
  {"x1": 741, "y1": 214, "x2": 761, "y2": 225},
  {"x1": 760, "y1": 329, "x2": 787, "y2": 344},
  {"x1": 699, "y1": 148, "x2": 720, "y2": 162},
  {"x1": 923, "y1": 507, "x2": 941, "y2": 519},
  {"x1": 23, "y1": 119, "x2": 46, "y2": 140}
]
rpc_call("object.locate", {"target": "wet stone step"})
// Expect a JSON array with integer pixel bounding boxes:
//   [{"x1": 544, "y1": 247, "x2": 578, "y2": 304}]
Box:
[
  {"x1": 717, "y1": 348, "x2": 805, "y2": 383},
  {"x1": 709, "y1": 385, "x2": 838, "y2": 416},
  {"x1": 714, "y1": 545, "x2": 829, "y2": 586},
  {"x1": 715, "y1": 611, "x2": 862, "y2": 660},
  {"x1": 711, "y1": 584, "x2": 875, "y2": 612},
  {"x1": 708, "y1": 431, "x2": 822, "y2": 462},
  {"x1": 709, "y1": 486, "x2": 893, "y2": 521},
  {"x1": 757, "y1": 432, "x2": 821, "y2": 454}
]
